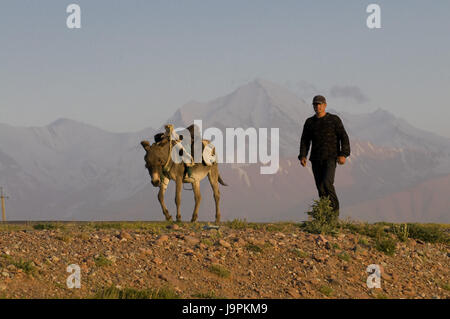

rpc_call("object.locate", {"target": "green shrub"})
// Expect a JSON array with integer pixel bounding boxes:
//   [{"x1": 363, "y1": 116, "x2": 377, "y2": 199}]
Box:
[
  {"x1": 391, "y1": 223, "x2": 409, "y2": 242},
  {"x1": 358, "y1": 238, "x2": 370, "y2": 247},
  {"x1": 375, "y1": 237, "x2": 397, "y2": 256},
  {"x1": 33, "y1": 223, "x2": 57, "y2": 230},
  {"x1": 406, "y1": 224, "x2": 449, "y2": 244},
  {"x1": 319, "y1": 286, "x2": 333, "y2": 297},
  {"x1": 208, "y1": 264, "x2": 231, "y2": 278},
  {"x1": 226, "y1": 218, "x2": 248, "y2": 230},
  {"x1": 303, "y1": 197, "x2": 339, "y2": 235}
]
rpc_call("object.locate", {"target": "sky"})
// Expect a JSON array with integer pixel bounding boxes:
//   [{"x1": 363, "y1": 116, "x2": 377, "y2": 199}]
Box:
[{"x1": 1, "y1": 0, "x2": 449, "y2": 137}]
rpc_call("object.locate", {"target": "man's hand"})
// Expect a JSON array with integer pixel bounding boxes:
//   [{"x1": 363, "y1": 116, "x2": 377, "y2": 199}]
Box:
[
  {"x1": 299, "y1": 156, "x2": 307, "y2": 167},
  {"x1": 337, "y1": 156, "x2": 346, "y2": 165}
]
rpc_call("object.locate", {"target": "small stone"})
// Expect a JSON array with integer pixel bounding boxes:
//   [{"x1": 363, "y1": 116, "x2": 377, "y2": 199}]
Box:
[
  {"x1": 118, "y1": 231, "x2": 132, "y2": 240},
  {"x1": 233, "y1": 238, "x2": 246, "y2": 247},
  {"x1": 167, "y1": 224, "x2": 180, "y2": 230},
  {"x1": 1, "y1": 272, "x2": 9, "y2": 278},
  {"x1": 218, "y1": 239, "x2": 231, "y2": 248},
  {"x1": 312, "y1": 254, "x2": 327, "y2": 263},
  {"x1": 139, "y1": 248, "x2": 152, "y2": 255},
  {"x1": 183, "y1": 236, "x2": 200, "y2": 245},
  {"x1": 51, "y1": 256, "x2": 60, "y2": 263},
  {"x1": 156, "y1": 235, "x2": 169, "y2": 243},
  {"x1": 287, "y1": 287, "x2": 300, "y2": 298},
  {"x1": 158, "y1": 274, "x2": 169, "y2": 282},
  {"x1": 268, "y1": 239, "x2": 277, "y2": 246},
  {"x1": 6, "y1": 264, "x2": 16, "y2": 271},
  {"x1": 106, "y1": 255, "x2": 117, "y2": 263},
  {"x1": 316, "y1": 235, "x2": 328, "y2": 244},
  {"x1": 153, "y1": 257, "x2": 163, "y2": 265}
]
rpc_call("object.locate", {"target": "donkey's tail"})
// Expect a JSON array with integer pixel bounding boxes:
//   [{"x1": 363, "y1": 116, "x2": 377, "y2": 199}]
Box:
[{"x1": 218, "y1": 174, "x2": 228, "y2": 186}]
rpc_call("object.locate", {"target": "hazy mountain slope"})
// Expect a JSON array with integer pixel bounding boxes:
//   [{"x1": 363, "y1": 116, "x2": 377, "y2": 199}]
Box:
[{"x1": 1, "y1": 80, "x2": 450, "y2": 222}]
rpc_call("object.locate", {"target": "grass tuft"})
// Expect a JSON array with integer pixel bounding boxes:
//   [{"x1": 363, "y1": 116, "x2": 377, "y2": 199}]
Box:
[
  {"x1": 245, "y1": 243, "x2": 263, "y2": 253},
  {"x1": 319, "y1": 285, "x2": 333, "y2": 297},
  {"x1": 375, "y1": 237, "x2": 397, "y2": 256},
  {"x1": 93, "y1": 286, "x2": 179, "y2": 299},
  {"x1": 208, "y1": 264, "x2": 231, "y2": 278},
  {"x1": 94, "y1": 254, "x2": 112, "y2": 267}
]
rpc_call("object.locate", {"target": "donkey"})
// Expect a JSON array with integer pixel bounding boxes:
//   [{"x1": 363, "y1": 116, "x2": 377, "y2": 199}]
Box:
[{"x1": 140, "y1": 132, "x2": 227, "y2": 223}]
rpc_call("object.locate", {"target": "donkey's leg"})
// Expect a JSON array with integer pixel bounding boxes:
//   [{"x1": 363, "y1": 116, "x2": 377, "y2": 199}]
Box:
[
  {"x1": 175, "y1": 177, "x2": 183, "y2": 222},
  {"x1": 190, "y1": 181, "x2": 202, "y2": 222},
  {"x1": 158, "y1": 181, "x2": 172, "y2": 221},
  {"x1": 208, "y1": 171, "x2": 221, "y2": 224}
]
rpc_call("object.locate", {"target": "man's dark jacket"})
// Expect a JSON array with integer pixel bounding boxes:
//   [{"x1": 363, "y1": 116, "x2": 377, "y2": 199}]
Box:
[{"x1": 299, "y1": 113, "x2": 351, "y2": 161}]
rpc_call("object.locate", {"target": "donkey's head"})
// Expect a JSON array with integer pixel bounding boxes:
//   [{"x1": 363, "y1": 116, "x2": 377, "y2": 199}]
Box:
[{"x1": 140, "y1": 137, "x2": 171, "y2": 187}]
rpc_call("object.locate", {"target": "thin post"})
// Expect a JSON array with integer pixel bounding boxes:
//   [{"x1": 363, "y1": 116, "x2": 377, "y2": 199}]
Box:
[{"x1": 0, "y1": 187, "x2": 8, "y2": 222}]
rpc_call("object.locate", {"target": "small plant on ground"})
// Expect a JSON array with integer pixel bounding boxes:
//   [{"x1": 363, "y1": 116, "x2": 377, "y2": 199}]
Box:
[
  {"x1": 319, "y1": 285, "x2": 333, "y2": 297},
  {"x1": 338, "y1": 252, "x2": 351, "y2": 262},
  {"x1": 375, "y1": 237, "x2": 397, "y2": 256},
  {"x1": 33, "y1": 223, "x2": 58, "y2": 230},
  {"x1": 1, "y1": 255, "x2": 35, "y2": 274},
  {"x1": 93, "y1": 286, "x2": 179, "y2": 299},
  {"x1": 302, "y1": 197, "x2": 339, "y2": 235},
  {"x1": 226, "y1": 218, "x2": 248, "y2": 230},
  {"x1": 406, "y1": 224, "x2": 449, "y2": 244},
  {"x1": 358, "y1": 237, "x2": 370, "y2": 247},
  {"x1": 208, "y1": 264, "x2": 231, "y2": 278},
  {"x1": 200, "y1": 238, "x2": 214, "y2": 246},
  {"x1": 245, "y1": 243, "x2": 263, "y2": 253},
  {"x1": 440, "y1": 282, "x2": 450, "y2": 291},
  {"x1": 391, "y1": 223, "x2": 409, "y2": 242},
  {"x1": 291, "y1": 248, "x2": 309, "y2": 258},
  {"x1": 94, "y1": 254, "x2": 112, "y2": 267},
  {"x1": 374, "y1": 292, "x2": 388, "y2": 299},
  {"x1": 265, "y1": 222, "x2": 296, "y2": 233}
]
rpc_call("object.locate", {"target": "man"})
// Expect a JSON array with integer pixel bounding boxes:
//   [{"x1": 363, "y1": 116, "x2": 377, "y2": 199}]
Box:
[{"x1": 298, "y1": 95, "x2": 350, "y2": 220}]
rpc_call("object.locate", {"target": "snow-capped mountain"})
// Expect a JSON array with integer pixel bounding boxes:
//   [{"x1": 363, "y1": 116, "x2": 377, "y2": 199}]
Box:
[{"x1": 1, "y1": 79, "x2": 450, "y2": 222}]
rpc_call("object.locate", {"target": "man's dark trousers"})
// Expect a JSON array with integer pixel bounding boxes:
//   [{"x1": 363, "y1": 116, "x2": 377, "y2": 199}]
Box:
[{"x1": 311, "y1": 158, "x2": 339, "y2": 214}]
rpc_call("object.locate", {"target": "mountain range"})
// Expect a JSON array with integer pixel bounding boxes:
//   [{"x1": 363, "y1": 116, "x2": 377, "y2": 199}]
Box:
[{"x1": 1, "y1": 79, "x2": 449, "y2": 222}]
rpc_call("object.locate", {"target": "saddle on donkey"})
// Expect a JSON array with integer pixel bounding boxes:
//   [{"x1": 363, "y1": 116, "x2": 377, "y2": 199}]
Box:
[{"x1": 154, "y1": 124, "x2": 217, "y2": 183}]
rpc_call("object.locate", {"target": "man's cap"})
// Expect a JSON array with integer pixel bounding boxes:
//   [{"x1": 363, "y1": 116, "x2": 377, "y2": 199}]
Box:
[{"x1": 312, "y1": 95, "x2": 327, "y2": 105}]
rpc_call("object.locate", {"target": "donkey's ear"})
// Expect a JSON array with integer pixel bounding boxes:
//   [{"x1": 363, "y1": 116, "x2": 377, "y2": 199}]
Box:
[{"x1": 140, "y1": 140, "x2": 151, "y2": 151}]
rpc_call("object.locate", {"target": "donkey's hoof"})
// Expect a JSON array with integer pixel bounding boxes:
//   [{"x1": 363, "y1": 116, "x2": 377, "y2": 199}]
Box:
[
  {"x1": 165, "y1": 216, "x2": 173, "y2": 221},
  {"x1": 190, "y1": 218, "x2": 198, "y2": 223}
]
